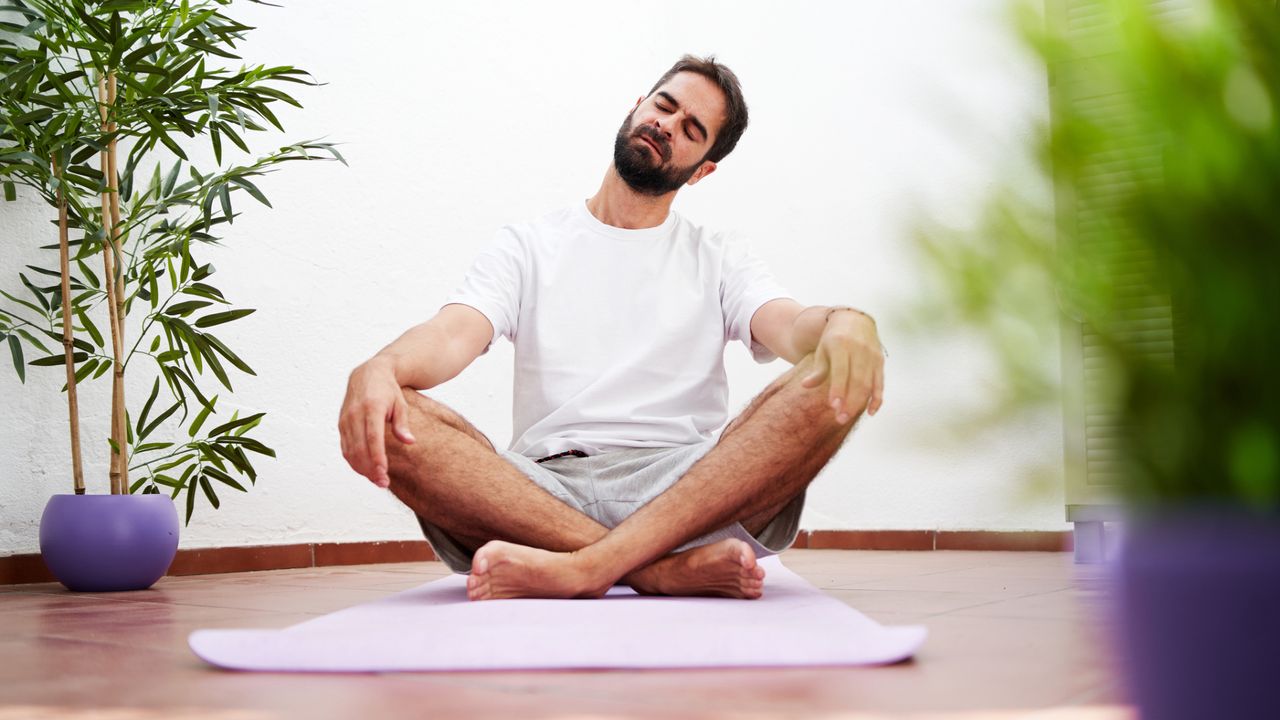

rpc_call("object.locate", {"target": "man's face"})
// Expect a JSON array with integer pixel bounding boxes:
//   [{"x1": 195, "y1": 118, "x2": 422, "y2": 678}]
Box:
[{"x1": 612, "y1": 72, "x2": 725, "y2": 196}]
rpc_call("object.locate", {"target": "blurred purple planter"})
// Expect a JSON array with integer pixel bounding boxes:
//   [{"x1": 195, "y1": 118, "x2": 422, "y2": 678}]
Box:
[
  {"x1": 39, "y1": 494, "x2": 180, "y2": 592},
  {"x1": 1114, "y1": 508, "x2": 1280, "y2": 720}
]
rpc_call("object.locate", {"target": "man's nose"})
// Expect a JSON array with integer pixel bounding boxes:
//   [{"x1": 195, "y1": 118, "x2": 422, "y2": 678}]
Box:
[{"x1": 650, "y1": 116, "x2": 674, "y2": 140}]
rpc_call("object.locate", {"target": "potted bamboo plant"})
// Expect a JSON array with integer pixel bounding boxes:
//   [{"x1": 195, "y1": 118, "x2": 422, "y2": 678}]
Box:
[
  {"x1": 916, "y1": 1, "x2": 1279, "y2": 717},
  {"x1": 0, "y1": 0, "x2": 343, "y2": 591}
]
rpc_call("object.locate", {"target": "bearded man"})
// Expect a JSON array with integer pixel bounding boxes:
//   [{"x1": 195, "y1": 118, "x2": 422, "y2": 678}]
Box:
[{"x1": 338, "y1": 55, "x2": 886, "y2": 601}]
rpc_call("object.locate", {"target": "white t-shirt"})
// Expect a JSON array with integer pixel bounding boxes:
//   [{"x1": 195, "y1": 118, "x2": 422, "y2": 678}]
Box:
[{"x1": 444, "y1": 200, "x2": 792, "y2": 459}]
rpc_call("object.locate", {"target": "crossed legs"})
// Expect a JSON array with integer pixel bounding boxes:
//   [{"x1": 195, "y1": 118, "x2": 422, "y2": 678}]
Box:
[{"x1": 383, "y1": 353, "x2": 858, "y2": 600}]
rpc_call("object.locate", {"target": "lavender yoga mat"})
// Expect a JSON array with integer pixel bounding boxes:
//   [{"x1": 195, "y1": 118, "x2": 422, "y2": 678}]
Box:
[{"x1": 189, "y1": 556, "x2": 927, "y2": 672}]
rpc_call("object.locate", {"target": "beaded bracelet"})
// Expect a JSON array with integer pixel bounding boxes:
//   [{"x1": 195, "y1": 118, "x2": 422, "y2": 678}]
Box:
[{"x1": 824, "y1": 306, "x2": 889, "y2": 358}]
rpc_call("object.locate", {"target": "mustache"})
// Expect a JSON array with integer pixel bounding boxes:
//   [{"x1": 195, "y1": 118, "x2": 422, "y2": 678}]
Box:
[{"x1": 633, "y1": 125, "x2": 670, "y2": 161}]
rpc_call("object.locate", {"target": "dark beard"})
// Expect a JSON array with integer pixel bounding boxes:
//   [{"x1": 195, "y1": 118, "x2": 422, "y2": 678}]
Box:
[{"x1": 612, "y1": 110, "x2": 703, "y2": 196}]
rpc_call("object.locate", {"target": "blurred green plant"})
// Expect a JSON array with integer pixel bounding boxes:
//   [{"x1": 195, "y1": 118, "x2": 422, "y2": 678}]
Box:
[
  {"x1": 0, "y1": 0, "x2": 345, "y2": 524},
  {"x1": 916, "y1": 0, "x2": 1279, "y2": 512}
]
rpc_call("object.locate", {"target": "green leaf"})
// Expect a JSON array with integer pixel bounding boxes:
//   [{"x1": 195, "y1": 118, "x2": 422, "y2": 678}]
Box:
[
  {"x1": 156, "y1": 131, "x2": 188, "y2": 161},
  {"x1": 210, "y1": 124, "x2": 222, "y2": 164},
  {"x1": 134, "y1": 442, "x2": 173, "y2": 453},
  {"x1": 3, "y1": 182, "x2": 14, "y2": 201},
  {"x1": 201, "y1": 333, "x2": 254, "y2": 375},
  {"x1": 129, "y1": 476, "x2": 148, "y2": 494},
  {"x1": 165, "y1": 300, "x2": 212, "y2": 316},
  {"x1": 228, "y1": 445, "x2": 256, "y2": 481},
  {"x1": 0, "y1": 289, "x2": 48, "y2": 318},
  {"x1": 156, "y1": 349, "x2": 186, "y2": 363},
  {"x1": 137, "y1": 377, "x2": 160, "y2": 436},
  {"x1": 202, "y1": 342, "x2": 232, "y2": 391},
  {"x1": 140, "y1": 400, "x2": 182, "y2": 441},
  {"x1": 71, "y1": 358, "x2": 99, "y2": 384},
  {"x1": 76, "y1": 309, "x2": 104, "y2": 348},
  {"x1": 194, "y1": 308, "x2": 254, "y2": 328},
  {"x1": 152, "y1": 452, "x2": 196, "y2": 474},
  {"x1": 199, "y1": 475, "x2": 219, "y2": 509},
  {"x1": 13, "y1": 328, "x2": 51, "y2": 354},
  {"x1": 148, "y1": 264, "x2": 161, "y2": 308},
  {"x1": 204, "y1": 465, "x2": 247, "y2": 492},
  {"x1": 163, "y1": 159, "x2": 181, "y2": 196},
  {"x1": 19, "y1": 273, "x2": 50, "y2": 312},
  {"x1": 323, "y1": 145, "x2": 348, "y2": 166},
  {"x1": 184, "y1": 473, "x2": 196, "y2": 525},
  {"x1": 152, "y1": 473, "x2": 185, "y2": 489},
  {"x1": 229, "y1": 176, "x2": 271, "y2": 207},
  {"x1": 207, "y1": 412, "x2": 265, "y2": 437},
  {"x1": 207, "y1": 443, "x2": 250, "y2": 475},
  {"x1": 218, "y1": 436, "x2": 276, "y2": 458},
  {"x1": 30, "y1": 352, "x2": 87, "y2": 366},
  {"x1": 218, "y1": 183, "x2": 231, "y2": 222},
  {"x1": 188, "y1": 394, "x2": 218, "y2": 437},
  {"x1": 76, "y1": 260, "x2": 100, "y2": 289},
  {"x1": 8, "y1": 336, "x2": 24, "y2": 383},
  {"x1": 200, "y1": 443, "x2": 227, "y2": 472}
]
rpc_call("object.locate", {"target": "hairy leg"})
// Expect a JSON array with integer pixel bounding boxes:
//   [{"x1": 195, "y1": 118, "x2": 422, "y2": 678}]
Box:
[
  {"x1": 468, "y1": 354, "x2": 859, "y2": 600},
  {"x1": 384, "y1": 389, "x2": 761, "y2": 596}
]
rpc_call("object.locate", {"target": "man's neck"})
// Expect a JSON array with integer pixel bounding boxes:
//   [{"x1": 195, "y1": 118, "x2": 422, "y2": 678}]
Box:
[{"x1": 586, "y1": 166, "x2": 676, "y2": 230}]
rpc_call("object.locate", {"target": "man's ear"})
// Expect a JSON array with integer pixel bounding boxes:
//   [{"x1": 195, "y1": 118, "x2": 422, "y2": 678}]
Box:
[{"x1": 687, "y1": 160, "x2": 717, "y2": 186}]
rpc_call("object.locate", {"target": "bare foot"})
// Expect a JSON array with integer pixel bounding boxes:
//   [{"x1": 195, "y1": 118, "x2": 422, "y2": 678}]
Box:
[
  {"x1": 466, "y1": 540, "x2": 607, "y2": 601},
  {"x1": 626, "y1": 538, "x2": 766, "y2": 599}
]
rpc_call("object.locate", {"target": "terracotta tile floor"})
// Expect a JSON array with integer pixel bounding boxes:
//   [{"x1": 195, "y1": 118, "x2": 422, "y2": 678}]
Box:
[{"x1": 0, "y1": 550, "x2": 1134, "y2": 719}]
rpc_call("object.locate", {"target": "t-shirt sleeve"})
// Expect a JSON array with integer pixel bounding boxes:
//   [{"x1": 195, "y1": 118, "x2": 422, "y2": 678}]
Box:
[
  {"x1": 720, "y1": 234, "x2": 794, "y2": 363},
  {"x1": 441, "y1": 227, "x2": 524, "y2": 353}
]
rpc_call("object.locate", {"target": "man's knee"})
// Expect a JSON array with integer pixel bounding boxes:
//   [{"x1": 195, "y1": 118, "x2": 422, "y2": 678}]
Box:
[
  {"x1": 399, "y1": 387, "x2": 454, "y2": 423},
  {"x1": 391, "y1": 388, "x2": 495, "y2": 453},
  {"x1": 778, "y1": 353, "x2": 866, "y2": 429}
]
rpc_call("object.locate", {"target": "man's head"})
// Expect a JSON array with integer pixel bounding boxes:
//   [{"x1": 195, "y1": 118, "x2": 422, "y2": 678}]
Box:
[{"x1": 612, "y1": 54, "x2": 750, "y2": 197}]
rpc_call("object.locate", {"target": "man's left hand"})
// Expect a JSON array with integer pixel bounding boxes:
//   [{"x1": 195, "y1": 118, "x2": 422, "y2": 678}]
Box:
[{"x1": 800, "y1": 310, "x2": 885, "y2": 423}]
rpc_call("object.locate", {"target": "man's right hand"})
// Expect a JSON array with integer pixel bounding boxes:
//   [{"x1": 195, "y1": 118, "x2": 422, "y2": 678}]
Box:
[{"x1": 339, "y1": 356, "x2": 417, "y2": 488}]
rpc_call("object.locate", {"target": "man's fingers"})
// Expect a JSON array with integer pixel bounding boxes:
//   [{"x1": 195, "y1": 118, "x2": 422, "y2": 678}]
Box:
[
  {"x1": 802, "y1": 350, "x2": 830, "y2": 388},
  {"x1": 869, "y1": 362, "x2": 885, "y2": 416},
  {"x1": 366, "y1": 413, "x2": 389, "y2": 487},
  {"x1": 828, "y1": 348, "x2": 850, "y2": 422},
  {"x1": 392, "y1": 395, "x2": 416, "y2": 444}
]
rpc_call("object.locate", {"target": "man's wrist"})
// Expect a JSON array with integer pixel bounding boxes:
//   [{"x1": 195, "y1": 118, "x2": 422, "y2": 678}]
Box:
[
  {"x1": 824, "y1": 306, "x2": 874, "y2": 326},
  {"x1": 823, "y1": 306, "x2": 888, "y2": 358},
  {"x1": 366, "y1": 353, "x2": 403, "y2": 380}
]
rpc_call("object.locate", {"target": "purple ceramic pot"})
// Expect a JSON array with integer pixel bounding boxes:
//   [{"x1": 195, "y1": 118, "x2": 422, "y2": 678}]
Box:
[
  {"x1": 39, "y1": 494, "x2": 180, "y2": 592},
  {"x1": 1114, "y1": 508, "x2": 1280, "y2": 719}
]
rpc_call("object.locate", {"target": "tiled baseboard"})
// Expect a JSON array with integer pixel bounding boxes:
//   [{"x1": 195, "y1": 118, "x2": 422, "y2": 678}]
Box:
[
  {"x1": 0, "y1": 530, "x2": 1072, "y2": 586},
  {"x1": 793, "y1": 530, "x2": 1072, "y2": 552}
]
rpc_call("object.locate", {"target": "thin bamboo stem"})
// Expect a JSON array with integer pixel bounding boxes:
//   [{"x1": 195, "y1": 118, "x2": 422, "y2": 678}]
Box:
[
  {"x1": 97, "y1": 72, "x2": 123, "y2": 496},
  {"x1": 54, "y1": 155, "x2": 85, "y2": 496},
  {"x1": 106, "y1": 72, "x2": 128, "y2": 494}
]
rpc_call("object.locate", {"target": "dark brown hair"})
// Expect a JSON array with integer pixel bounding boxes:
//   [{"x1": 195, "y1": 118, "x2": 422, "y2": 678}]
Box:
[{"x1": 646, "y1": 54, "x2": 749, "y2": 164}]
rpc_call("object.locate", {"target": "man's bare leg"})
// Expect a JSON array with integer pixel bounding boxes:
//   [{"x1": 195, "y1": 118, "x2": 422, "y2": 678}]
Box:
[
  {"x1": 466, "y1": 353, "x2": 857, "y2": 600},
  {"x1": 383, "y1": 389, "x2": 762, "y2": 597}
]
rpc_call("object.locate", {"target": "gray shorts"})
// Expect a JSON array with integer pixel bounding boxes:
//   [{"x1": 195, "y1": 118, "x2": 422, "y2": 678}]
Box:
[{"x1": 415, "y1": 440, "x2": 806, "y2": 575}]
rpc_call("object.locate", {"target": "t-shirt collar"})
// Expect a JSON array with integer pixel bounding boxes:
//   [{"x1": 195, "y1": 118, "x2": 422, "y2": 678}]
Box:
[{"x1": 575, "y1": 198, "x2": 677, "y2": 241}]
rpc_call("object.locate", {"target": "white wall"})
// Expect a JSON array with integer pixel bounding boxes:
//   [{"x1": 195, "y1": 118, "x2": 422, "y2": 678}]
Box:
[{"x1": 0, "y1": 0, "x2": 1065, "y2": 556}]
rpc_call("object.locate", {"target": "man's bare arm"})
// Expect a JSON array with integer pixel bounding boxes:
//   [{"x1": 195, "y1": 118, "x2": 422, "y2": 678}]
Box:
[
  {"x1": 750, "y1": 298, "x2": 885, "y2": 420},
  {"x1": 339, "y1": 304, "x2": 494, "y2": 487},
  {"x1": 372, "y1": 303, "x2": 495, "y2": 390}
]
